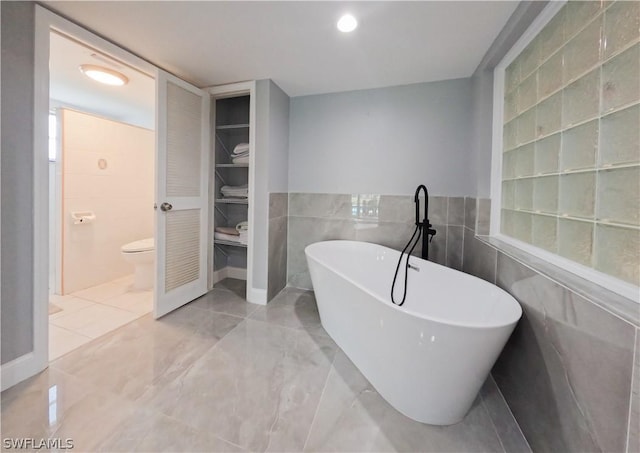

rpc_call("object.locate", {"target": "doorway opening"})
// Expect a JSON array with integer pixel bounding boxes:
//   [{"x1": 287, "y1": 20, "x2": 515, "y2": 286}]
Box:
[{"x1": 47, "y1": 31, "x2": 156, "y2": 360}]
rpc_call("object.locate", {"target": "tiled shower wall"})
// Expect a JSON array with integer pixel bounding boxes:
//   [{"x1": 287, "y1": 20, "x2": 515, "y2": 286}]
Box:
[
  {"x1": 464, "y1": 197, "x2": 639, "y2": 453},
  {"x1": 286, "y1": 193, "x2": 467, "y2": 290}
]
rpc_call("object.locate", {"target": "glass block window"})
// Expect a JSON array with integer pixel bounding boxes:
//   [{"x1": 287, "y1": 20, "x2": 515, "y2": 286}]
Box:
[{"x1": 500, "y1": 0, "x2": 640, "y2": 287}]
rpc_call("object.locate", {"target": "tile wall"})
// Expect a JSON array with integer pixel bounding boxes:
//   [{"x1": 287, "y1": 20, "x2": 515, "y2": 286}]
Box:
[
  {"x1": 285, "y1": 193, "x2": 466, "y2": 290},
  {"x1": 267, "y1": 193, "x2": 288, "y2": 301},
  {"x1": 61, "y1": 109, "x2": 154, "y2": 294},
  {"x1": 269, "y1": 192, "x2": 639, "y2": 451},
  {"x1": 465, "y1": 197, "x2": 639, "y2": 453}
]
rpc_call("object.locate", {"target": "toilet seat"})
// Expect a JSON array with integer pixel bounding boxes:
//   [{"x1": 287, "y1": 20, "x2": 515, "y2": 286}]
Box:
[{"x1": 122, "y1": 238, "x2": 154, "y2": 253}]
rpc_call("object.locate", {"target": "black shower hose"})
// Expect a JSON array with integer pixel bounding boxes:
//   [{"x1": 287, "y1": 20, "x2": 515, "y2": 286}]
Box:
[{"x1": 390, "y1": 223, "x2": 423, "y2": 306}]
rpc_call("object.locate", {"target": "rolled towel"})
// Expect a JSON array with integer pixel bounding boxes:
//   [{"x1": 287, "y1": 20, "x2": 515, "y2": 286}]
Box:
[
  {"x1": 236, "y1": 221, "x2": 249, "y2": 232},
  {"x1": 215, "y1": 226, "x2": 239, "y2": 236},
  {"x1": 233, "y1": 143, "x2": 250, "y2": 155}
]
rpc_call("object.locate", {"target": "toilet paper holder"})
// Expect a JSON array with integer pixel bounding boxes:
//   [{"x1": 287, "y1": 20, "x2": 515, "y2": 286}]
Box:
[{"x1": 71, "y1": 211, "x2": 96, "y2": 225}]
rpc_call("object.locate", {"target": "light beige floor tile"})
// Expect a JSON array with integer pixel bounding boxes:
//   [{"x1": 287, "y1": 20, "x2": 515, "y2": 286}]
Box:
[
  {"x1": 49, "y1": 296, "x2": 95, "y2": 320},
  {"x1": 49, "y1": 325, "x2": 92, "y2": 361},
  {"x1": 71, "y1": 279, "x2": 131, "y2": 302},
  {"x1": 49, "y1": 303, "x2": 63, "y2": 315},
  {"x1": 51, "y1": 304, "x2": 140, "y2": 339},
  {"x1": 112, "y1": 274, "x2": 134, "y2": 286},
  {"x1": 98, "y1": 290, "x2": 153, "y2": 315},
  {"x1": 49, "y1": 293, "x2": 80, "y2": 305}
]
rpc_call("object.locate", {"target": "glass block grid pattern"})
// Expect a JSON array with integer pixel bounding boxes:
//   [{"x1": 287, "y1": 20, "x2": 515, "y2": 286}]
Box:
[{"x1": 501, "y1": 0, "x2": 640, "y2": 286}]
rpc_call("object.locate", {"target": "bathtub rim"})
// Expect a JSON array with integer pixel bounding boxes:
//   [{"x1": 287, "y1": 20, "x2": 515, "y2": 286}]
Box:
[{"x1": 305, "y1": 240, "x2": 522, "y2": 330}]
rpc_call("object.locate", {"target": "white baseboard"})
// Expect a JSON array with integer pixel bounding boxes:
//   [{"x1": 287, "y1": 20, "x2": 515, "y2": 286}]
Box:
[
  {"x1": 1, "y1": 352, "x2": 48, "y2": 391},
  {"x1": 211, "y1": 266, "x2": 247, "y2": 286},
  {"x1": 247, "y1": 287, "x2": 267, "y2": 305},
  {"x1": 227, "y1": 266, "x2": 247, "y2": 280},
  {"x1": 211, "y1": 266, "x2": 264, "y2": 305}
]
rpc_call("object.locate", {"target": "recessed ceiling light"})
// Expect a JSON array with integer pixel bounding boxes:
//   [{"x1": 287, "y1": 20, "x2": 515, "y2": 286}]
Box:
[
  {"x1": 79, "y1": 64, "x2": 128, "y2": 86},
  {"x1": 337, "y1": 14, "x2": 358, "y2": 33}
]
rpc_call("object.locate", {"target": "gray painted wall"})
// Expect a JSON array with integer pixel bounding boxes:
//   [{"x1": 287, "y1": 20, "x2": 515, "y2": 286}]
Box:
[
  {"x1": 1, "y1": 2, "x2": 36, "y2": 364},
  {"x1": 254, "y1": 79, "x2": 290, "y2": 292},
  {"x1": 288, "y1": 79, "x2": 474, "y2": 196},
  {"x1": 267, "y1": 81, "x2": 290, "y2": 193},
  {"x1": 253, "y1": 80, "x2": 270, "y2": 291},
  {"x1": 470, "y1": 71, "x2": 494, "y2": 198},
  {"x1": 470, "y1": 1, "x2": 548, "y2": 197}
]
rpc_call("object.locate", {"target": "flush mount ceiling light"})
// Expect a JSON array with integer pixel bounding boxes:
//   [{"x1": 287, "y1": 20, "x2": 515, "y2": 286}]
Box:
[
  {"x1": 79, "y1": 64, "x2": 128, "y2": 86},
  {"x1": 337, "y1": 14, "x2": 358, "y2": 33}
]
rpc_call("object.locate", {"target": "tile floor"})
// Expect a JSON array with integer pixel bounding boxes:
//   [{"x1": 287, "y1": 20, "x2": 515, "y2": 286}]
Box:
[
  {"x1": 49, "y1": 275, "x2": 153, "y2": 360},
  {"x1": 3, "y1": 279, "x2": 517, "y2": 452}
]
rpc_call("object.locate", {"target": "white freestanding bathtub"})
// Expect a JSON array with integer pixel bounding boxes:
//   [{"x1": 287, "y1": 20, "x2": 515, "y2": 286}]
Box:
[{"x1": 305, "y1": 240, "x2": 522, "y2": 425}]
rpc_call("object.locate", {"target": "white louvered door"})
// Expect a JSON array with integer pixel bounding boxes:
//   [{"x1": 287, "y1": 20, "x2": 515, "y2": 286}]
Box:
[{"x1": 154, "y1": 71, "x2": 210, "y2": 318}]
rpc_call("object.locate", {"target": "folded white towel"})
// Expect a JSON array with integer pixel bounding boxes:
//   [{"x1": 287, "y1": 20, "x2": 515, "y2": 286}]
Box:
[
  {"x1": 215, "y1": 232, "x2": 243, "y2": 242},
  {"x1": 233, "y1": 150, "x2": 249, "y2": 158},
  {"x1": 221, "y1": 184, "x2": 248, "y2": 198},
  {"x1": 238, "y1": 231, "x2": 248, "y2": 245},
  {"x1": 215, "y1": 226, "x2": 239, "y2": 236},
  {"x1": 236, "y1": 221, "x2": 249, "y2": 232},
  {"x1": 233, "y1": 143, "x2": 250, "y2": 155},
  {"x1": 232, "y1": 156, "x2": 250, "y2": 165},
  {"x1": 221, "y1": 184, "x2": 248, "y2": 191},
  {"x1": 221, "y1": 193, "x2": 248, "y2": 198}
]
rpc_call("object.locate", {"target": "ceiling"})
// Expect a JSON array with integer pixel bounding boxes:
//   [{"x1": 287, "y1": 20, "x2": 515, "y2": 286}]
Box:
[
  {"x1": 44, "y1": 1, "x2": 518, "y2": 97},
  {"x1": 50, "y1": 32, "x2": 155, "y2": 128}
]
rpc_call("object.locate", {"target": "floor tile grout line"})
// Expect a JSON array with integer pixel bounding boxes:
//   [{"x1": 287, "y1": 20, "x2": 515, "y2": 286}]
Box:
[
  {"x1": 183, "y1": 303, "x2": 250, "y2": 322},
  {"x1": 480, "y1": 392, "x2": 508, "y2": 453},
  {"x1": 49, "y1": 323, "x2": 94, "y2": 340},
  {"x1": 51, "y1": 304, "x2": 144, "y2": 329},
  {"x1": 156, "y1": 410, "x2": 250, "y2": 452},
  {"x1": 92, "y1": 293, "x2": 153, "y2": 315},
  {"x1": 49, "y1": 311, "x2": 152, "y2": 365},
  {"x1": 302, "y1": 349, "x2": 339, "y2": 452},
  {"x1": 69, "y1": 276, "x2": 136, "y2": 303},
  {"x1": 489, "y1": 374, "x2": 532, "y2": 452},
  {"x1": 138, "y1": 319, "x2": 251, "y2": 446},
  {"x1": 49, "y1": 303, "x2": 104, "y2": 324},
  {"x1": 245, "y1": 315, "x2": 330, "y2": 340}
]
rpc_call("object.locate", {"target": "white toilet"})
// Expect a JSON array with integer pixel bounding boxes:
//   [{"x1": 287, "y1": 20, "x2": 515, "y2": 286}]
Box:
[{"x1": 121, "y1": 238, "x2": 155, "y2": 290}]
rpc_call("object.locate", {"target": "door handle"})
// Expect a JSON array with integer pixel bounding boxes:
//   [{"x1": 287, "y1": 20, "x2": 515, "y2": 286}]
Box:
[{"x1": 160, "y1": 202, "x2": 173, "y2": 212}]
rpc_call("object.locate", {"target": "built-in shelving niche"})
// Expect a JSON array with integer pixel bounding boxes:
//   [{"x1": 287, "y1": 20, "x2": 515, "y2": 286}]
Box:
[{"x1": 212, "y1": 94, "x2": 251, "y2": 288}]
